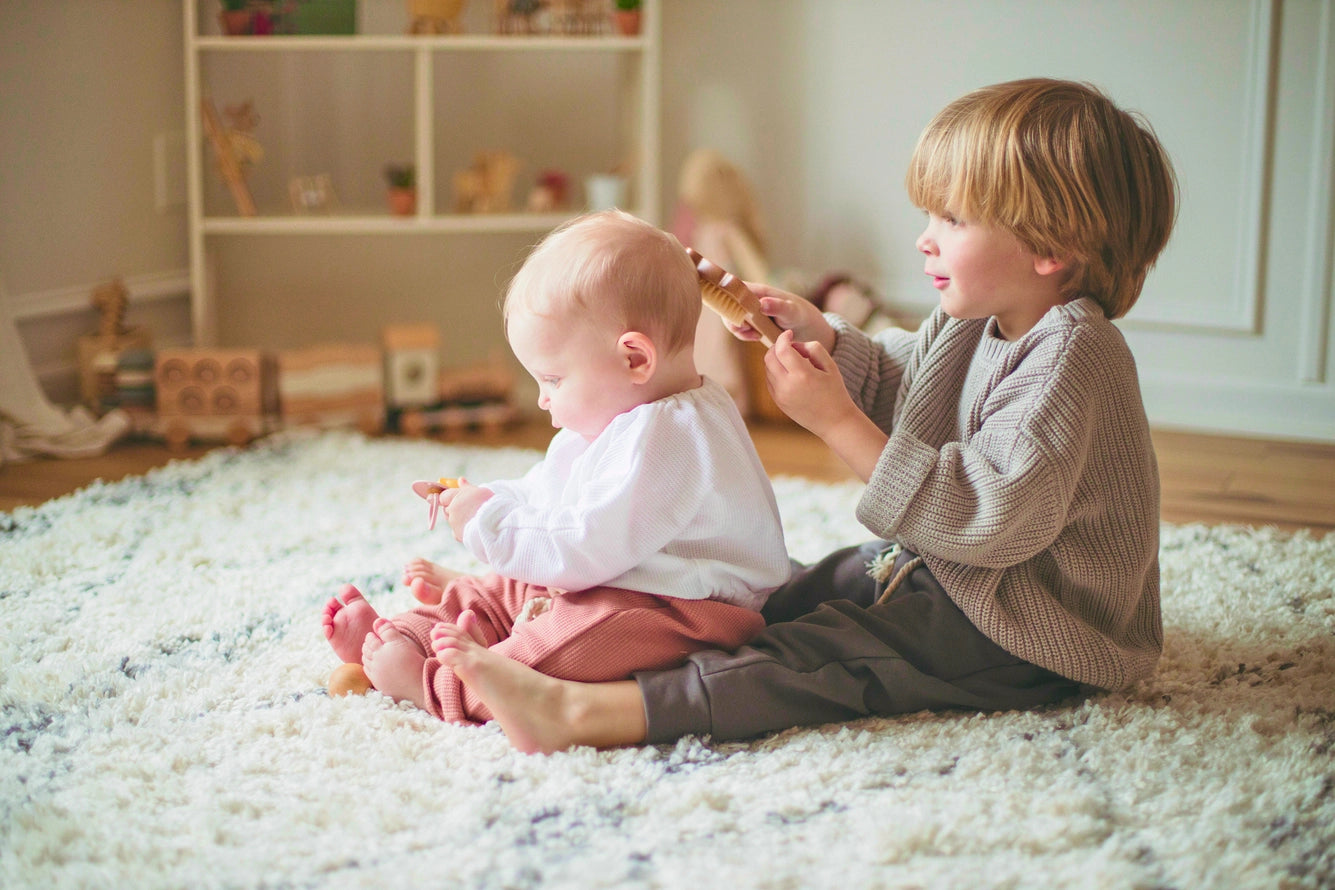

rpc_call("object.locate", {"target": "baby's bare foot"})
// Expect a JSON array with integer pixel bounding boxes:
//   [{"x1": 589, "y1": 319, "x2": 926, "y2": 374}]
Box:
[
  {"x1": 402, "y1": 557, "x2": 464, "y2": 605},
  {"x1": 321, "y1": 585, "x2": 379, "y2": 664},
  {"x1": 362, "y1": 619, "x2": 430, "y2": 710}
]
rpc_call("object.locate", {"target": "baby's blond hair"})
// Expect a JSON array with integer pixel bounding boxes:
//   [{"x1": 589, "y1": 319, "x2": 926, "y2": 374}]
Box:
[
  {"x1": 504, "y1": 210, "x2": 701, "y2": 354},
  {"x1": 906, "y1": 78, "x2": 1177, "y2": 319}
]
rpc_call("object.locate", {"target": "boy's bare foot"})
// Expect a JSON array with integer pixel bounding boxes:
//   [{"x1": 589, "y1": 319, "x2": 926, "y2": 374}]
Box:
[
  {"x1": 429, "y1": 609, "x2": 489, "y2": 653},
  {"x1": 402, "y1": 557, "x2": 464, "y2": 605},
  {"x1": 361, "y1": 619, "x2": 430, "y2": 710},
  {"x1": 321, "y1": 584, "x2": 380, "y2": 663},
  {"x1": 431, "y1": 613, "x2": 646, "y2": 755}
]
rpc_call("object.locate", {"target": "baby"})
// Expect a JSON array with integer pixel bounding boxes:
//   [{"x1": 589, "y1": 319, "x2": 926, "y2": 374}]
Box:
[{"x1": 321, "y1": 210, "x2": 792, "y2": 724}]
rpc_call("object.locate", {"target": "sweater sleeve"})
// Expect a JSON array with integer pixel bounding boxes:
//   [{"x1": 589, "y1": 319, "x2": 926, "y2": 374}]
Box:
[
  {"x1": 857, "y1": 320, "x2": 1091, "y2": 569},
  {"x1": 827, "y1": 313, "x2": 922, "y2": 432}
]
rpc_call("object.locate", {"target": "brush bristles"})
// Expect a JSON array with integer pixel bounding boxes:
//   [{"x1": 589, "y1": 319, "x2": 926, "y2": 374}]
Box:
[
  {"x1": 688, "y1": 248, "x2": 782, "y2": 346},
  {"x1": 701, "y1": 280, "x2": 750, "y2": 326}
]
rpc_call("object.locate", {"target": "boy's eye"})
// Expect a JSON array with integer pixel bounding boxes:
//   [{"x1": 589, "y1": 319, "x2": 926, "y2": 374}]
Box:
[{"x1": 542, "y1": 376, "x2": 561, "y2": 387}]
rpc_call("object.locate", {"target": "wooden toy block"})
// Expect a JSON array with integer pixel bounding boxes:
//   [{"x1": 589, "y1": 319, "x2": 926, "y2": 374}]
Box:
[
  {"x1": 438, "y1": 356, "x2": 515, "y2": 405},
  {"x1": 154, "y1": 347, "x2": 272, "y2": 450},
  {"x1": 277, "y1": 343, "x2": 385, "y2": 433},
  {"x1": 382, "y1": 324, "x2": 441, "y2": 408},
  {"x1": 78, "y1": 329, "x2": 151, "y2": 414}
]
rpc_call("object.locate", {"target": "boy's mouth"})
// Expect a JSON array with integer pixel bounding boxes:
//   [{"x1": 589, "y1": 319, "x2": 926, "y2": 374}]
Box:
[{"x1": 929, "y1": 274, "x2": 950, "y2": 290}]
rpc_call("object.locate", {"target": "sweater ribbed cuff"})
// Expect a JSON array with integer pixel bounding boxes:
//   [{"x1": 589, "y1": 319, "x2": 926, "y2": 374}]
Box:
[{"x1": 856, "y1": 429, "x2": 937, "y2": 538}]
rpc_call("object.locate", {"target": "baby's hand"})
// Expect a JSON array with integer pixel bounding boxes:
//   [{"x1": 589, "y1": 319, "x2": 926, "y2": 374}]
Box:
[
  {"x1": 442, "y1": 479, "x2": 493, "y2": 543},
  {"x1": 411, "y1": 477, "x2": 460, "y2": 531}
]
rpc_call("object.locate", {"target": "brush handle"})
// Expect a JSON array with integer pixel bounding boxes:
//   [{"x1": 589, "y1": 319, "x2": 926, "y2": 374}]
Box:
[{"x1": 687, "y1": 248, "x2": 784, "y2": 345}]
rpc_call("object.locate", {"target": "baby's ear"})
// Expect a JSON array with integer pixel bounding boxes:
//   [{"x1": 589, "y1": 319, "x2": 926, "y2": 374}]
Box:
[{"x1": 618, "y1": 331, "x2": 656, "y2": 382}]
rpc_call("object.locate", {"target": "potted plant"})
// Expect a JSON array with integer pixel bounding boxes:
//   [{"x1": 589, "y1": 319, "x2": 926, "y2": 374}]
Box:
[
  {"x1": 384, "y1": 163, "x2": 417, "y2": 216},
  {"x1": 613, "y1": 0, "x2": 641, "y2": 36},
  {"x1": 219, "y1": 0, "x2": 252, "y2": 36}
]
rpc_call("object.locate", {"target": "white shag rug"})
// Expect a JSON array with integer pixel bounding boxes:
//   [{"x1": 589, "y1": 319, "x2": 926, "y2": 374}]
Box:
[{"x1": 2, "y1": 431, "x2": 1332, "y2": 890}]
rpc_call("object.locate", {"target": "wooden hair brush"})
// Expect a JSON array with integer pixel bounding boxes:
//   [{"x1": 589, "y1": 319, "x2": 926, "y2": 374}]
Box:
[{"x1": 688, "y1": 247, "x2": 783, "y2": 347}]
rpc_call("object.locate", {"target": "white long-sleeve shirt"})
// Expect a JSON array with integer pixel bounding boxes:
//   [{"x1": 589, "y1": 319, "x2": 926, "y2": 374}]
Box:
[{"x1": 462, "y1": 378, "x2": 791, "y2": 611}]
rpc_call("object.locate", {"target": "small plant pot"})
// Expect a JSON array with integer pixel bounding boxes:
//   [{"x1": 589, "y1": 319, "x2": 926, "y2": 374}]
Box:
[
  {"x1": 219, "y1": 9, "x2": 252, "y2": 35},
  {"x1": 613, "y1": 9, "x2": 641, "y2": 35},
  {"x1": 387, "y1": 187, "x2": 417, "y2": 216}
]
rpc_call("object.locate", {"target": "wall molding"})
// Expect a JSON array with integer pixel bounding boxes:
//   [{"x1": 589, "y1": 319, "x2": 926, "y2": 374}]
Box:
[
  {"x1": 7, "y1": 269, "x2": 190, "y2": 322},
  {"x1": 1141, "y1": 371, "x2": 1334, "y2": 442},
  {"x1": 1123, "y1": 0, "x2": 1276, "y2": 335},
  {"x1": 1299, "y1": 0, "x2": 1335, "y2": 384}
]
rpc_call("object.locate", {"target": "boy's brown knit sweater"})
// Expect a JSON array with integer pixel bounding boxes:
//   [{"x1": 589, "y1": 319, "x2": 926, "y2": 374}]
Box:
[{"x1": 830, "y1": 297, "x2": 1162, "y2": 690}]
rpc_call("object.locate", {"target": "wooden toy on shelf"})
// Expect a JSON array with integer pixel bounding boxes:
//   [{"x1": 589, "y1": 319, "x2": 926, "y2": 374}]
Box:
[
  {"x1": 494, "y1": 0, "x2": 543, "y2": 34},
  {"x1": 453, "y1": 151, "x2": 520, "y2": 214},
  {"x1": 409, "y1": 0, "x2": 468, "y2": 33},
  {"x1": 154, "y1": 347, "x2": 272, "y2": 451},
  {"x1": 200, "y1": 97, "x2": 258, "y2": 217},
  {"x1": 277, "y1": 343, "x2": 385, "y2": 434}
]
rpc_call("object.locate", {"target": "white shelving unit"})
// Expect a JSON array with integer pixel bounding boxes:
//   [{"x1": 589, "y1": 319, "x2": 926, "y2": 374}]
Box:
[{"x1": 183, "y1": 1, "x2": 660, "y2": 345}]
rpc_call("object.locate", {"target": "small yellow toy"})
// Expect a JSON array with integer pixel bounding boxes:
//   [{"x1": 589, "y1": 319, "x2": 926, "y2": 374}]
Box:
[{"x1": 327, "y1": 662, "x2": 372, "y2": 697}]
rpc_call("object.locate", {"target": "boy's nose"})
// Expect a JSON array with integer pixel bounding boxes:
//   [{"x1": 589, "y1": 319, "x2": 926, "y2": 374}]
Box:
[{"x1": 915, "y1": 230, "x2": 936, "y2": 254}]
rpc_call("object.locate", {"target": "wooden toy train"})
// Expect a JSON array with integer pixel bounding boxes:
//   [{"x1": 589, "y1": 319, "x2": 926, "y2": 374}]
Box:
[{"x1": 85, "y1": 322, "x2": 517, "y2": 450}]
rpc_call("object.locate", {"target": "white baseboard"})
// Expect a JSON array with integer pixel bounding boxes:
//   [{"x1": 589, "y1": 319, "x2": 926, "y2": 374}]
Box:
[
  {"x1": 7, "y1": 269, "x2": 190, "y2": 321},
  {"x1": 8, "y1": 270, "x2": 192, "y2": 404},
  {"x1": 1142, "y1": 374, "x2": 1335, "y2": 443}
]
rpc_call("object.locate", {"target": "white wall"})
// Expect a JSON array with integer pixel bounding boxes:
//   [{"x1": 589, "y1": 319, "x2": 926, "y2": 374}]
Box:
[
  {"x1": 1, "y1": 1, "x2": 192, "y2": 399},
  {"x1": 3, "y1": 0, "x2": 1332, "y2": 441}
]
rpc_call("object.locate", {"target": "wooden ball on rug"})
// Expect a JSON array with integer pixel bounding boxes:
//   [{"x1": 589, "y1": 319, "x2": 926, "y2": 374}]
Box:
[{"x1": 328, "y1": 663, "x2": 372, "y2": 697}]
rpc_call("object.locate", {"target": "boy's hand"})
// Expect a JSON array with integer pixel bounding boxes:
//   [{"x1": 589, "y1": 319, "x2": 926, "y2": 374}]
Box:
[
  {"x1": 764, "y1": 330, "x2": 890, "y2": 483},
  {"x1": 763, "y1": 330, "x2": 854, "y2": 437},
  {"x1": 726, "y1": 284, "x2": 836, "y2": 353},
  {"x1": 440, "y1": 479, "x2": 493, "y2": 542}
]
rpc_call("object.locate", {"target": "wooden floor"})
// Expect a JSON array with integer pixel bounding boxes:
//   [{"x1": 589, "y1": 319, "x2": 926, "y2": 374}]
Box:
[{"x1": 1, "y1": 420, "x2": 1332, "y2": 535}]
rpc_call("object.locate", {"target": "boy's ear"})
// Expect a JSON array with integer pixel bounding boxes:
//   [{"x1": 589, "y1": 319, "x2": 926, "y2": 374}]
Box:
[
  {"x1": 618, "y1": 331, "x2": 656, "y2": 383},
  {"x1": 1034, "y1": 255, "x2": 1067, "y2": 277}
]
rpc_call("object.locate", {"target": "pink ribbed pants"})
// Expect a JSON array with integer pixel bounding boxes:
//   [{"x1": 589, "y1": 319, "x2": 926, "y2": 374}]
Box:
[{"x1": 387, "y1": 573, "x2": 765, "y2": 724}]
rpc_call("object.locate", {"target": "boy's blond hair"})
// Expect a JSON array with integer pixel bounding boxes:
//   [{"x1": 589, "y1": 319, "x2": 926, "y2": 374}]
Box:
[
  {"x1": 504, "y1": 210, "x2": 701, "y2": 354},
  {"x1": 906, "y1": 78, "x2": 1177, "y2": 319}
]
